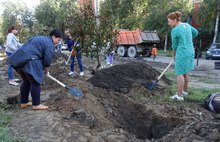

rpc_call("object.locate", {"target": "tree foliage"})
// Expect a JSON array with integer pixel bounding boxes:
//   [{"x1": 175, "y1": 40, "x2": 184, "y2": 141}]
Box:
[
  {"x1": 144, "y1": 0, "x2": 193, "y2": 40},
  {"x1": 35, "y1": 0, "x2": 116, "y2": 67},
  {"x1": 105, "y1": 0, "x2": 148, "y2": 29},
  {"x1": 35, "y1": 0, "x2": 59, "y2": 31},
  {"x1": 196, "y1": 0, "x2": 220, "y2": 33},
  {"x1": 1, "y1": 1, "x2": 38, "y2": 42},
  {"x1": 193, "y1": 0, "x2": 220, "y2": 48},
  {"x1": 1, "y1": 0, "x2": 218, "y2": 51}
]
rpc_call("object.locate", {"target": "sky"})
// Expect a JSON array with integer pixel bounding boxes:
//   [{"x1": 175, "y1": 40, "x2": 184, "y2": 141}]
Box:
[{"x1": 0, "y1": 0, "x2": 40, "y2": 14}]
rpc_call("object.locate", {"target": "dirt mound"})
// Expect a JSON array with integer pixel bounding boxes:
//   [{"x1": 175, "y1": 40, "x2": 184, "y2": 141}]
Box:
[
  {"x1": 89, "y1": 62, "x2": 171, "y2": 93},
  {"x1": 2, "y1": 56, "x2": 220, "y2": 141}
]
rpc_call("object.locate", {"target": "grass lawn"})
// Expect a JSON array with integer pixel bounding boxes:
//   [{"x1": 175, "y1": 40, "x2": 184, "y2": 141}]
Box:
[
  {"x1": 157, "y1": 50, "x2": 207, "y2": 58},
  {"x1": 157, "y1": 49, "x2": 172, "y2": 57},
  {"x1": 0, "y1": 103, "x2": 23, "y2": 142},
  {"x1": 158, "y1": 70, "x2": 220, "y2": 104},
  {"x1": 136, "y1": 69, "x2": 220, "y2": 105}
]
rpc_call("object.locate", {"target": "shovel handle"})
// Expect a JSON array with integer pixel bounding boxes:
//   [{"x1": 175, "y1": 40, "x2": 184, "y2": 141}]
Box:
[
  {"x1": 65, "y1": 52, "x2": 72, "y2": 65},
  {"x1": 47, "y1": 74, "x2": 66, "y2": 88},
  {"x1": 157, "y1": 59, "x2": 174, "y2": 80}
]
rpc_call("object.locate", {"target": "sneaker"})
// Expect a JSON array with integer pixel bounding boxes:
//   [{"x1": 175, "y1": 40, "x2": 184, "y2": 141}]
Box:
[
  {"x1": 182, "y1": 91, "x2": 188, "y2": 97},
  {"x1": 32, "y1": 104, "x2": 48, "y2": 110},
  {"x1": 9, "y1": 80, "x2": 19, "y2": 86},
  {"x1": 80, "y1": 72, "x2": 84, "y2": 76},
  {"x1": 170, "y1": 94, "x2": 184, "y2": 101},
  {"x1": 68, "y1": 71, "x2": 74, "y2": 76},
  {"x1": 14, "y1": 79, "x2": 20, "y2": 82}
]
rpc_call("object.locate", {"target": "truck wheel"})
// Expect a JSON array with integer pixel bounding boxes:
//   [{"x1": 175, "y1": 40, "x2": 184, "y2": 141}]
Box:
[
  {"x1": 117, "y1": 46, "x2": 127, "y2": 57},
  {"x1": 146, "y1": 49, "x2": 152, "y2": 57},
  {"x1": 128, "y1": 46, "x2": 137, "y2": 58}
]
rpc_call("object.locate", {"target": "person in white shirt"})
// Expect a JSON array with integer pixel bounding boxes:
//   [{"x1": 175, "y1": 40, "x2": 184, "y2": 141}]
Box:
[{"x1": 5, "y1": 26, "x2": 22, "y2": 86}]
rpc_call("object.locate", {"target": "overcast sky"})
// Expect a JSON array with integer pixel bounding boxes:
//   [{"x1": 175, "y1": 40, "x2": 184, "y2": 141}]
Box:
[{"x1": 0, "y1": 0, "x2": 40, "y2": 14}]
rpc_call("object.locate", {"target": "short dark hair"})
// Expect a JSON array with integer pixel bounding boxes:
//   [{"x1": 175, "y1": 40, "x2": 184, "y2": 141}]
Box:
[
  {"x1": 49, "y1": 29, "x2": 62, "y2": 38},
  {"x1": 7, "y1": 26, "x2": 17, "y2": 34}
]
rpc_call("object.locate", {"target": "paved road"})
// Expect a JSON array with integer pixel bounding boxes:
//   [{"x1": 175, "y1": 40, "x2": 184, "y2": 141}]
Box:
[
  {"x1": 1, "y1": 52, "x2": 219, "y2": 68},
  {"x1": 143, "y1": 55, "x2": 220, "y2": 68}
]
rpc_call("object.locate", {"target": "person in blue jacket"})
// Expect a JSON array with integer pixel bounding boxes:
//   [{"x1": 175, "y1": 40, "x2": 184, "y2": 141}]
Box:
[
  {"x1": 65, "y1": 29, "x2": 84, "y2": 76},
  {"x1": 17, "y1": 29, "x2": 62, "y2": 110}
]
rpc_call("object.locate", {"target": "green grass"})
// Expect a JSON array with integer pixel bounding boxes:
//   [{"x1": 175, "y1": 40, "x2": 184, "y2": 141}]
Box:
[
  {"x1": 164, "y1": 70, "x2": 175, "y2": 81},
  {"x1": 163, "y1": 83, "x2": 220, "y2": 103},
  {"x1": 157, "y1": 49, "x2": 172, "y2": 57},
  {"x1": 157, "y1": 49, "x2": 206, "y2": 57},
  {"x1": 136, "y1": 69, "x2": 220, "y2": 104},
  {"x1": 0, "y1": 104, "x2": 23, "y2": 142},
  {"x1": 136, "y1": 83, "x2": 220, "y2": 105},
  {"x1": 163, "y1": 70, "x2": 220, "y2": 103}
]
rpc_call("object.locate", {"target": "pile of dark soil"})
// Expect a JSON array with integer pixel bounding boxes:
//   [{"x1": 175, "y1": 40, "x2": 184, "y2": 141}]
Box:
[
  {"x1": 2, "y1": 56, "x2": 220, "y2": 141},
  {"x1": 89, "y1": 62, "x2": 171, "y2": 93}
]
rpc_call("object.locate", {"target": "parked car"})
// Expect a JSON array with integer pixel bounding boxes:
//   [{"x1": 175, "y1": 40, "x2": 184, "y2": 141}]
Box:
[{"x1": 206, "y1": 43, "x2": 220, "y2": 60}]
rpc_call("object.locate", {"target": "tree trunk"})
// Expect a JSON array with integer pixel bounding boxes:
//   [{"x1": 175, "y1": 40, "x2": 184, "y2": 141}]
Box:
[
  {"x1": 95, "y1": 49, "x2": 101, "y2": 69},
  {"x1": 213, "y1": 10, "x2": 220, "y2": 43},
  {"x1": 164, "y1": 35, "x2": 167, "y2": 52}
]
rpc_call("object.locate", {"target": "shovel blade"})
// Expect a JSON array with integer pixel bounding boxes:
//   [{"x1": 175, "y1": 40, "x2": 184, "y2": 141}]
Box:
[
  {"x1": 145, "y1": 80, "x2": 158, "y2": 90},
  {"x1": 66, "y1": 86, "x2": 84, "y2": 98}
]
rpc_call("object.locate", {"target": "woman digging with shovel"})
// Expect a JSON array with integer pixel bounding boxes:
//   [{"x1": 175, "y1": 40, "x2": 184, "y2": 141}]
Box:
[
  {"x1": 16, "y1": 29, "x2": 62, "y2": 110},
  {"x1": 167, "y1": 11, "x2": 198, "y2": 101}
]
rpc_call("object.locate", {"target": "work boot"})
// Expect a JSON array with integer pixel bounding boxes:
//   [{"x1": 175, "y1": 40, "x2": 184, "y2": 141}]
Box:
[
  {"x1": 32, "y1": 104, "x2": 48, "y2": 110},
  {"x1": 20, "y1": 102, "x2": 32, "y2": 108}
]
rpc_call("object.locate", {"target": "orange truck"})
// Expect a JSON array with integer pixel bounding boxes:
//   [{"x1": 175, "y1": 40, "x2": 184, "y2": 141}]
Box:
[{"x1": 115, "y1": 29, "x2": 160, "y2": 58}]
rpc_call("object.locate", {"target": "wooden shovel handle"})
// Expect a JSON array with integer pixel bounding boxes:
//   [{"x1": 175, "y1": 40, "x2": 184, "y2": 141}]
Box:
[{"x1": 157, "y1": 59, "x2": 174, "y2": 80}]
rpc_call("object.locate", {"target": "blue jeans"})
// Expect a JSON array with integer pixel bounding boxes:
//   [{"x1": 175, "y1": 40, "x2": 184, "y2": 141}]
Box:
[
  {"x1": 70, "y1": 51, "x2": 83, "y2": 72},
  {"x1": 6, "y1": 52, "x2": 14, "y2": 80}
]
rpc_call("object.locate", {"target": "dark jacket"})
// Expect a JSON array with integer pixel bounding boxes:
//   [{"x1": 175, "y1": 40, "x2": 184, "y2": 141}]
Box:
[
  {"x1": 21, "y1": 36, "x2": 54, "y2": 84},
  {"x1": 65, "y1": 37, "x2": 80, "y2": 51},
  {"x1": 65, "y1": 37, "x2": 74, "y2": 52}
]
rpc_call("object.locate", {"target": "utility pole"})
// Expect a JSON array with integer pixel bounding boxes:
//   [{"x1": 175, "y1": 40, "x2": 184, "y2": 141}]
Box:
[{"x1": 94, "y1": 0, "x2": 100, "y2": 26}]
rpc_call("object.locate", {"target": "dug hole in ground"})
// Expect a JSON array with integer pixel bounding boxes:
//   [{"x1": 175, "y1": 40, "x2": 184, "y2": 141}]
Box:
[{"x1": 0, "y1": 53, "x2": 220, "y2": 142}]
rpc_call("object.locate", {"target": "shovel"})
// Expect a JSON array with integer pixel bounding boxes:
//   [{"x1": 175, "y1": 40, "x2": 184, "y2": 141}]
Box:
[
  {"x1": 146, "y1": 59, "x2": 174, "y2": 90},
  {"x1": 47, "y1": 73, "x2": 83, "y2": 98}
]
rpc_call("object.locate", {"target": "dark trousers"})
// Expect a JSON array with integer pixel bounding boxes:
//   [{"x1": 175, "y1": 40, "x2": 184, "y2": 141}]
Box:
[{"x1": 18, "y1": 70, "x2": 40, "y2": 106}]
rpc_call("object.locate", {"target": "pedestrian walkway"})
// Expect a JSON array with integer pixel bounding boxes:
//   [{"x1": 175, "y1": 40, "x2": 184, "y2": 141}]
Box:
[{"x1": 143, "y1": 55, "x2": 219, "y2": 68}]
